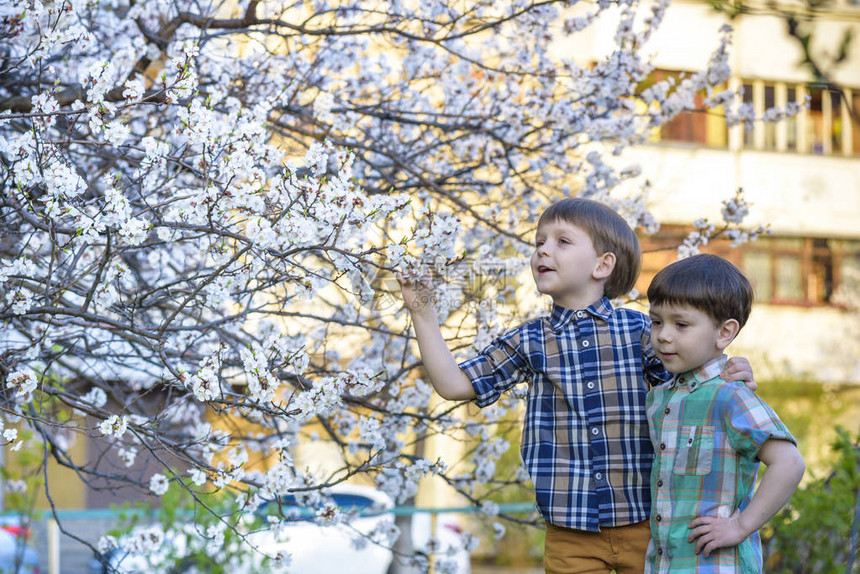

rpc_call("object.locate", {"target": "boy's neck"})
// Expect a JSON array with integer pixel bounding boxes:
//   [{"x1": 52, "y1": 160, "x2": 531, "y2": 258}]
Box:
[
  {"x1": 551, "y1": 284, "x2": 606, "y2": 311},
  {"x1": 670, "y1": 353, "x2": 728, "y2": 377}
]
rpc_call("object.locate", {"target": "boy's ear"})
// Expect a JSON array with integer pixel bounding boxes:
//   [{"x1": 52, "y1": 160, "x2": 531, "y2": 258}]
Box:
[
  {"x1": 593, "y1": 252, "x2": 616, "y2": 281},
  {"x1": 716, "y1": 319, "x2": 740, "y2": 350}
]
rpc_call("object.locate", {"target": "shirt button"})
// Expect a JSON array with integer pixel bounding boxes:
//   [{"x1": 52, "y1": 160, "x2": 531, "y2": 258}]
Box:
[
  {"x1": 660, "y1": 443, "x2": 666, "y2": 450},
  {"x1": 656, "y1": 514, "x2": 662, "y2": 522},
  {"x1": 591, "y1": 428, "x2": 600, "y2": 436},
  {"x1": 664, "y1": 407, "x2": 670, "y2": 414},
  {"x1": 582, "y1": 340, "x2": 590, "y2": 348},
  {"x1": 595, "y1": 472, "x2": 602, "y2": 480},
  {"x1": 657, "y1": 479, "x2": 663, "y2": 487},
  {"x1": 576, "y1": 311, "x2": 586, "y2": 319},
  {"x1": 678, "y1": 376, "x2": 685, "y2": 384},
  {"x1": 657, "y1": 548, "x2": 663, "y2": 556},
  {"x1": 587, "y1": 381, "x2": 595, "y2": 390}
]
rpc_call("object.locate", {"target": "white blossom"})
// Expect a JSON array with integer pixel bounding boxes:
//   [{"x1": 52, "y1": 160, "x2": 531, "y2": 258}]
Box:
[
  {"x1": 492, "y1": 522, "x2": 506, "y2": 540},
  {"x1": 189, "y1": 468, "x2": 208, "y2": 486},
  {"x1": 6, "y1": 369, "x2": 38, "y2": 399},
  {"x1": 99, "y1": 415, "x2": 128, "y2": 439},
  {"x1": 149, "y1": 473, "x2": 170, "y2": 496},
  {"x1": 97, "y1": 535, "x2": 118, "y2": 554},
  {"x1": 80, "y1": 387, "x2": 108, "y2": 408},
  {"x1": 6, "y1": 479, "x2": 27, "y2": 494},
  {"x1": 31, "y1": 92, "x2": 59, "y2": 129},
  {"x1": 721, "y1": 190, "x2": 751, "y2": 224},
  {"x1": 117, "y1": 446, "x2": 138, "y2": 467},
  {"x1": 479, "y1": 500, "x2": 500, "y2": 517}
]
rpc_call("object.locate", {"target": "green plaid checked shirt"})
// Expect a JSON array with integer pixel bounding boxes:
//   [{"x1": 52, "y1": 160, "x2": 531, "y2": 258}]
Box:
[{"x1": 645, "y1": 355, "x2": 795, "y2": 573}]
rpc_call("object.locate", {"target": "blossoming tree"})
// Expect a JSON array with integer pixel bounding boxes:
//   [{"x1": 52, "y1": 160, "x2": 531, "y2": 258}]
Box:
[{"x1": 1, "y1": 0, "x2": 772, "y2": 571}]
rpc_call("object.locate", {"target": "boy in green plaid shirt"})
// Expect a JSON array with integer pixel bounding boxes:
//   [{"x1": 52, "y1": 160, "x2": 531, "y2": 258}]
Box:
[{"x1": 644, "y1": 254, "x2": 805, "y2": 573}]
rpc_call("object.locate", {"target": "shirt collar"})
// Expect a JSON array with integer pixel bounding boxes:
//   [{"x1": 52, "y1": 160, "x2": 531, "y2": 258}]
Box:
[
  {"x1": 549, "y1": 297, "x2": 613, "y2": 331},
  {"x1": 671, "y1": 354, "x2": 727, "y2": 392}
]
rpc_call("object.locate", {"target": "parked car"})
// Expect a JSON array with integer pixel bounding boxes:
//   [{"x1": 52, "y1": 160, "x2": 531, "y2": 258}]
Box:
[
  {"x1": 0, "y1": 517, "x2": 39, "y2": 574},
  {"x1": 90, "y1": 484, "x2": 471, "y2": 574}
]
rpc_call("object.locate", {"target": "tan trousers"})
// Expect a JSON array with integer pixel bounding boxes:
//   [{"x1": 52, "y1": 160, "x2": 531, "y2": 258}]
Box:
[{"x1": 544, "y1": 519, "x2": 651, "y2": 574}]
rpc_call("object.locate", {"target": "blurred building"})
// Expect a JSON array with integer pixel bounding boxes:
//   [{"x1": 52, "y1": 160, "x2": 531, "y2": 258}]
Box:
[{"x1": 571, "y1": 0, "x2": 860, "y2": 383}]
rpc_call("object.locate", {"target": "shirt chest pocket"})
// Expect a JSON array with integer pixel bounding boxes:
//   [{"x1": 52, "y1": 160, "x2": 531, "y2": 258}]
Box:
[{"x1": 674, "y1": 425, "x2": 715, "y2": 476}]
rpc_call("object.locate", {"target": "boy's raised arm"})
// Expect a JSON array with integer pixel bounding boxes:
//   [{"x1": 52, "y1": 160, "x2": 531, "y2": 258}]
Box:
[
  {"x1": 686, "y1": 439, "x2": 805, "y2": 557},
  {"x1": 398, "y1": 274, "x2": 477, "y2": 401}
]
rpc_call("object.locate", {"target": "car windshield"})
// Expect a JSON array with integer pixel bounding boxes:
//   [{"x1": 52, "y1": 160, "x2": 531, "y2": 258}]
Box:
[{"x1": 256, "y1": 491, "x2": 389, "y2": 521}]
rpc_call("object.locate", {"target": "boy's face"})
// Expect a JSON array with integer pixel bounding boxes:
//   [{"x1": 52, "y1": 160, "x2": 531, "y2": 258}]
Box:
[
  {"x1": 530, "y1": 219, "x2": 609, "y2": 309},
  {"x1": 649, "y1": 303, "x2": 736, "y2": 374}
]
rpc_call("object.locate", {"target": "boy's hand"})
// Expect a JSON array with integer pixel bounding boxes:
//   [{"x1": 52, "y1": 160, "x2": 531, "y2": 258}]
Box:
[
  {"x1": 687, "y1": 509, "x2": 747, "y2": 557},
  {"x1": 722, "y1": 357, "x2": 757, "y2": 391},
  {"x1": 397, "y1": 272, "x2": 436, "y2": 317}
]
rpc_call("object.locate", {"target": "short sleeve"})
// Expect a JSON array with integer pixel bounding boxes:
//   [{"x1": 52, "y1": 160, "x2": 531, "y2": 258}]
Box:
[
  {"x1": 459, "y1": 326, "x2": 530, "y2": 408},
  {"x1": 723, "y1": 385, "x2": 796, "y2": 459},
  {"x1": 642, "y1": 319, "x2": 672, "y2": 388}
]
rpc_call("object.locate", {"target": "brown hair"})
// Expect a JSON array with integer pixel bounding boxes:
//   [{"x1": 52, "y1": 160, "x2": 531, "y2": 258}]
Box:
[
  {"x1": 647, "y1": 254, "x2": 753, "y2": 329},
  {"x1": 537, "y1": 198, "x2": 641, "y2": 299}
]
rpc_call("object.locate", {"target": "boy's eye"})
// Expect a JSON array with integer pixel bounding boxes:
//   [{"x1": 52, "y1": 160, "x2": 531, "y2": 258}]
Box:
[
  {"x1": 650, "y1": 319, "x2": 662, "y2": 326},
  {"x1": 676, "y1": 323, "x2": 688, "y2": 329},
  {"x1": 558, "y1": 238, "x2": 570, "y2": 245}
]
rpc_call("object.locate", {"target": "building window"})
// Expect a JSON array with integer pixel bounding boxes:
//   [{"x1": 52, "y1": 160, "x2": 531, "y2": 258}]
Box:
[
  {"x1": 786, "y1": 86, "x2": 798, "y2": 151},
  {"x1": 808, "y1": 88, "x2": 827, "y2": 154},
  {"x1": 805, "y1": 87, "x2": 843, "y2": 155},
  {"x1": 639, "y1": 227, "x2": 860, "y2": 307},
  {"x1": 646, "y1": 70, "x2": 859, "y2": 155},
  {"x1": 835, "y1": 240, "x2": 860, "y2": 302},
  {"x1": 830, "y1": 91, "x2": 843, "y2": 153},
  {"x1": 744, "y1": 83, "x2": 852, "y2": 156},
  {"x1": 642, "y1": 69, "x2": 728, "y2": 148},
  {"x1": 764, "y1": 84, "x2": 777, "y2": 150},
  {"x1": 852, "y1": 92, "x2": 860, "y2": 156},
  {"x1": 742, "y1": 82, "x2": 755, "y2": 149}
]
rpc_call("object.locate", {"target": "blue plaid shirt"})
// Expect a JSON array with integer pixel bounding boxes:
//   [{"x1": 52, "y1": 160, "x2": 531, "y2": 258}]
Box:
[{"x1": 460, "y1": 297, "x2": 671, "y2": 531}]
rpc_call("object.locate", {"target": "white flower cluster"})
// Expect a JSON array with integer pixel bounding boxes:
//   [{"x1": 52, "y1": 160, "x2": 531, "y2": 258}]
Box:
[
  {"x1": 149, "y1": 473, "x2": 170, "y2": 496},
  {"x1": 240, "y1": 343, "x2": 280, "y2": 403},
  {"x1": 98, "y1": 415, "x2": 128, "y2": 439},
  {"x1": 677, "y1": 189, "x2": 759, "y2": 259},
  {"x1": 721, "y1": 190, "x2": 751, "y2": 224},
  {"x1": 80, "y1": 387, "x2": 108, "y2": 409},
  {"x1": 5, "y1": 368, "x2": 38, "y2": 401},
  {"x1": 377, "y1": 458, "x2": 446, "y2": 504},
  {"x1": 678, "y1": 218, "x2": 716, "y2": 260},
  {"x1": 0, "y1": 417, "x2": 23, "y2": 452},
  {"x1": 471, "y1": 436, "x2": 511, "y2": 484},
  {"x1": 185, "y1": 352, "x2": 223, "y2": 402}
]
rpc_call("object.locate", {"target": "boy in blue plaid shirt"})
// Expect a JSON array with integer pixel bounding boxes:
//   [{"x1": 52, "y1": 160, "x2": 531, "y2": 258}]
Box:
[
  {"x1": 399, "y1": 198, "x2": 754, "y2": 573},
  {"x1": 645, "y1": 254, "x2": 804, "y2": 573}
]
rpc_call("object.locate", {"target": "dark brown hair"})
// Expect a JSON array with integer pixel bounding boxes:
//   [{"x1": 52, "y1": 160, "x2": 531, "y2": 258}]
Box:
[
  {"x1": 537, "y1": 198, "x2": 641, "y2": 299},
  {"x1": 647, "y1": 254, "x2": 753, "y2": 329}
]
